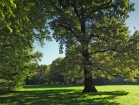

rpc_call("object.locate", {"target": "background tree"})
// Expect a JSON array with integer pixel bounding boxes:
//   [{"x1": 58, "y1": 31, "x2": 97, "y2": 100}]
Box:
[
  {"x1": 48, "y1": 57, "x2": 83, "y2": 84},
  {"x1": 0, "y1": 0, "x2": 49, "y2": 93},
  {"x1": 46, "y1": 0, "x2": 139, "y2": 92},
  {"x1": 48, "y1": 57, "x2": 67, "y2": 84},
  {"x1": 26, "y1": 64, "x2": 51, "y2": 85},
  {"x1": 64, "y1": 46, "x2": 84, "y2": 83}
]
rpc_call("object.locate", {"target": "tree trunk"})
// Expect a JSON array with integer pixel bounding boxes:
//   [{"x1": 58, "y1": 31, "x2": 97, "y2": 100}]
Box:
[
  {"x1": 82, "y1": 68, "x2": 97, "y2": 92},
  {"x1": 81, "y1": 44, "x2": 98, "y2": 92}
]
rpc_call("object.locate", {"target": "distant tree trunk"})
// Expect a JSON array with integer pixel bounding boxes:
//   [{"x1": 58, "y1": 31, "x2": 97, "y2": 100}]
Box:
[{"x1": 81, "y1": 44, "x2": 98, "y2": 92}]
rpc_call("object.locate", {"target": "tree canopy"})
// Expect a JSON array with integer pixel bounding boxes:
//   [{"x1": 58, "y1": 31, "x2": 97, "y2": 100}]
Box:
[
  {"x1": 0, "y1": 0, "x2": 49, "y2": 93},
  {"x1": 46, "y1": 0, "x2": 139, "y2": 92}
]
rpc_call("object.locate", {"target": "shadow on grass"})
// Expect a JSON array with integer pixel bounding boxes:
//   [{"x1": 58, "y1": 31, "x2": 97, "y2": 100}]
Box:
[
  {"x1": 23, "y1": 84, "x2": 78, "y2": 89},
  {"x1": 0, "y1": 89, "x2": 128, "y2": 105}
]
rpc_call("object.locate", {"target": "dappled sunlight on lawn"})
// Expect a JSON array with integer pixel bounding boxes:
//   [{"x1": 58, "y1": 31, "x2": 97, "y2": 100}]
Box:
[{"x1": 0, "y1": 85, "x2": 131, "y2": 105}]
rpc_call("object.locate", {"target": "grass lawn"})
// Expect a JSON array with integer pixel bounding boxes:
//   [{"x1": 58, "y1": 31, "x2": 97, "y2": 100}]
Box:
[{"x1": 0, "y1": 84, "x2": 139, "y2": 105}]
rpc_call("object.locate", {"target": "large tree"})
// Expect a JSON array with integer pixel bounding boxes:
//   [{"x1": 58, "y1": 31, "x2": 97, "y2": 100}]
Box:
[
  {"x1": 47, "y1": 0, "x2": 139, "y2": 92},
  {"x1": 0, "y1": 0, "x2": 49, "y2": 93}
]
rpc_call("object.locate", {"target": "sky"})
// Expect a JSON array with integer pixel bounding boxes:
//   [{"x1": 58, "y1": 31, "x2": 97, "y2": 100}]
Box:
[
  {"x1": 126, "y1": 0, "x2": 139, "y2": 34},
  {"x1": 34, "y1": 0, "x2": 139, "y2": 65},
  {"x1": 34, "y1": 39, "x2": 65, "y2": 65}
]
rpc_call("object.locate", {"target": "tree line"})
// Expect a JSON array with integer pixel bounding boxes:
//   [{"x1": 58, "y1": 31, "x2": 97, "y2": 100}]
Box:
[{"x1": 26, "y1": 57, "x2": 83, "y2": 85}]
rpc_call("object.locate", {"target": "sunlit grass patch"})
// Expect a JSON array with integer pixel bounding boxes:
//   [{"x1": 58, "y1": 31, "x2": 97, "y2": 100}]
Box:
[{"x1": 0, "y1": 85, "x2": 139, "y2": 105}]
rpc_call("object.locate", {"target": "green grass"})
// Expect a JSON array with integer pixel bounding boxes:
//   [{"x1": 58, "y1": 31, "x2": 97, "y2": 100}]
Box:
[{"x1": 0, "y1": 84, "x2": 139, "y2": 105}]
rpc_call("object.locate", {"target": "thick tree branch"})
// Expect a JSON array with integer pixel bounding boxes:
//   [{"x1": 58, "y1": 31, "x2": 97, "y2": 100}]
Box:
[
  {"x1": 89, "y1": 33, "x2": 110, "y2": 44},
  {"x1": 58, "y1": 24, "x2": 80, "y2": 40},
  {"x1": 3, "y1": 44, "x2": 14, "y2": 48},
  {"x1": 89, "y1": 48, "x2": 117, "y2": 55},
  {"x1": 85, "y1": 0, "x2": 115, "y2": 19},
  {"x1": 71, "y1": 4, "x2": 81, "y2": 23},
  {"x1": 91, "y1": 62, "x2": 118, "y2": 77},
  {"x1": 80, "y1": 5, "x2": 86, "y2": 34},
  {"x1": 97, "y1": 66, "x2": 118, "y2": 77},
  {"x1": 59, "y1": 24, "x2": 75, "y2": 35},
  {"x1": 58, "y1": 0, "x2": 70, "y2": 8},
  {"x1": 49, "y1": 0, "x2": 63, "y2": 13}
]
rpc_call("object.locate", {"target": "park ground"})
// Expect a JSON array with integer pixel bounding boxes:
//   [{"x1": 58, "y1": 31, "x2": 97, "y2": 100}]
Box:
[{"x1": 0, "y1": 85, "x2": 139, "y2": 105}]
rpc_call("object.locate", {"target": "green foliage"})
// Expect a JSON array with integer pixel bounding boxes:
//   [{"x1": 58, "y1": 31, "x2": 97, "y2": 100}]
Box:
[
  {"x1": 26, "y1": 56, "x2": 83, "y2": 85},
  {"x1": 49, "y1": 57, "x2": 69, "y2": 84},
  {"x1": 26, "y1": 65, "x2": 50, "y2": 84},
  {"x1": 48, "y1": 57, "x2": 84, "y2": 84},
  {"x1": 0, "y1": 0, "x2": 49, "y2": 93}
]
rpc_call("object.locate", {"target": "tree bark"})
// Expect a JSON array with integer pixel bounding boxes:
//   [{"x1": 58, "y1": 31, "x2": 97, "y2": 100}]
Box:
[
  {"x1": 81, "y1": 44, "x2": 98, "y2": 92},
  {"x1": 82, "y1": 68, "x2": 97, "y2": 92}
]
